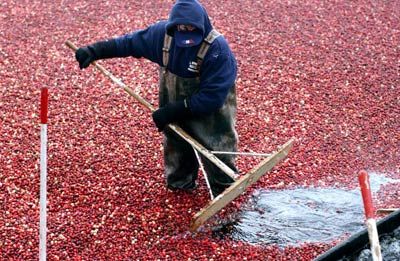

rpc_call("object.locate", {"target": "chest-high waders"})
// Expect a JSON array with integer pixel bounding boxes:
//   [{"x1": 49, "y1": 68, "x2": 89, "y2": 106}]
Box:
[{"x1": 160, "y1": 30, "x2": 238, "y2": 197}]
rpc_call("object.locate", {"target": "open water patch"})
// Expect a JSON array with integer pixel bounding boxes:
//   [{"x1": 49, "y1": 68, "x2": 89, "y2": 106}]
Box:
[
  {"x1": 340, "y1": 226, "x2": 400, "y2": 261},
  {"x1": 213, "y1": 173, "x2": 399, "y2": 248}
]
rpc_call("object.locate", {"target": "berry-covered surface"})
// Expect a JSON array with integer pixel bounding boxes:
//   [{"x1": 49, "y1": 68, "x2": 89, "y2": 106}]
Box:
[{"x1": 1, "y1": 0, "x2": 399, "y2": 260}]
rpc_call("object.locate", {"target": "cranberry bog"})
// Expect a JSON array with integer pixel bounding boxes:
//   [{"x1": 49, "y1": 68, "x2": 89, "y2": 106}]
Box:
[{"x1": 1, "y1": 0, "x2": 399, "y2": 260}]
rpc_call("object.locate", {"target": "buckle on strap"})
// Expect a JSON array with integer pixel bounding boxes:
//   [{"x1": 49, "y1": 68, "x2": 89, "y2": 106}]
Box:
[{"x1": 204, "y1": 29, "x2": 221, "y2": 44}]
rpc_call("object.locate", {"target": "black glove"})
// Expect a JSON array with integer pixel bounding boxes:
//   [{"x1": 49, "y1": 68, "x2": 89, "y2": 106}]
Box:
[
  {"x1": 152, "y1": 100, "x2": 192, "y2": 132},
  {"x1": 75, "y1": 40, "x2": 118, "y2": 69}
]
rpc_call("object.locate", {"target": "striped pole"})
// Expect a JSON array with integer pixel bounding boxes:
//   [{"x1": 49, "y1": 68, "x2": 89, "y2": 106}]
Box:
[
  {"x1": 39, "y1": 88, "x2": 48, "y2": 261},
  {"x1": 358, "y1": 170, "x2": 382, "y2": 261}
]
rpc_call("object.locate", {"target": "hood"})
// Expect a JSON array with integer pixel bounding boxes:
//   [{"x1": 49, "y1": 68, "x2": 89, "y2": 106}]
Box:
[{"x1": 165, "y1": 0, "x2": 213, "y2": 40}]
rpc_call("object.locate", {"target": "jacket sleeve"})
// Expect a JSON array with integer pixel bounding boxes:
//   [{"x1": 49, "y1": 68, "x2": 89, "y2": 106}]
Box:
[
  {"x1": 189, "y1": 41, "x2": 237, "y2": 115},
  {"x1": 113, "y1": 21, "x2": 165, "y2": 66}
]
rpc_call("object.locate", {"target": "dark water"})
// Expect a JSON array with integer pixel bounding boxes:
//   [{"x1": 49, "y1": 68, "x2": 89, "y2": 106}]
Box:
[
  {"x1": 212, "y1": 173, "x2": 399, "y2": 248},
  {"x1": 340, "y1": 226, "x2": 400, "y2": 261}
]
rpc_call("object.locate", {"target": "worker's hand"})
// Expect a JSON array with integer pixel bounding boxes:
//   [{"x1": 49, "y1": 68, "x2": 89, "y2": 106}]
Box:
[
  {"x1": 75, "y1": 46, "x2": 95, "y2": 69},
  {"x1": 75, "y1": 40, "x2": 118, "y2": 69},
  {"x1": 152, "y1": 100, "x2": 191, "y2": 132}
]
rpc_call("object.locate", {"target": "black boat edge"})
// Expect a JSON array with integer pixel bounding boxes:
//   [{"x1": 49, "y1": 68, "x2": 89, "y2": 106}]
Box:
[{"x1": 314, "y1": 209, "x2": 400, "y2": 261}]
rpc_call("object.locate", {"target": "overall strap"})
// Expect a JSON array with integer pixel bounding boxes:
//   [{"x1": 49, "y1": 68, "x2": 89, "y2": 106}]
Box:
[
  {"x1": 193, "y1": 29, "x2": 222, "y2": 73},
  {"x1": 162, "y1": 33, "x2": 173, "y2": 67}
]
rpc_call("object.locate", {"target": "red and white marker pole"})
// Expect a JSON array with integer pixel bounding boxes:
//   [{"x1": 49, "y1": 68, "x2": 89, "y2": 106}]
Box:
[
  {"x1": 358, "y1": 170, "x2": 382, "y2": 261},
  {"x1": 39, "y1": 88, "x2": 48, "y2": 261}
]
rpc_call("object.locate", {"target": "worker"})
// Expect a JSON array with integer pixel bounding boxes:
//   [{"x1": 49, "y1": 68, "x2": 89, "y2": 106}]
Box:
[{"x1": 75, "y1": 0, "x2": 238, "y2": 197}]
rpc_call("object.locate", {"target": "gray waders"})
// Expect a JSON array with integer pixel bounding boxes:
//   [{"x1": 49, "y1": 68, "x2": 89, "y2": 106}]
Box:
[{"x1": 160, "y1": 30, "x2": 238, "y2": 197}]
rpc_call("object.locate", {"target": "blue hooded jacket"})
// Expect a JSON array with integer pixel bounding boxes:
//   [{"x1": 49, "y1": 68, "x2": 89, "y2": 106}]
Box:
[{"x1": 113, "y1": 0, "x2": 237, "y2": 115}]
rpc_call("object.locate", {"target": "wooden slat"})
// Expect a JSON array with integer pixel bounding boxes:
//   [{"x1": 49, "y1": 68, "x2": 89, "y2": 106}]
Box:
[
  {"x1": 377, "y1": 208, "x2": 399, "y2": 214},
  {"x1": 190, "y1": 138, "x2": 294, "y2": 231}
]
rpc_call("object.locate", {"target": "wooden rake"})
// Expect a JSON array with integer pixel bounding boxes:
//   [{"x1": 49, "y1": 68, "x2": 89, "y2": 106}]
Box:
[{"x1": 65, "y1": 40, "x2": 294, "y2": 231}]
